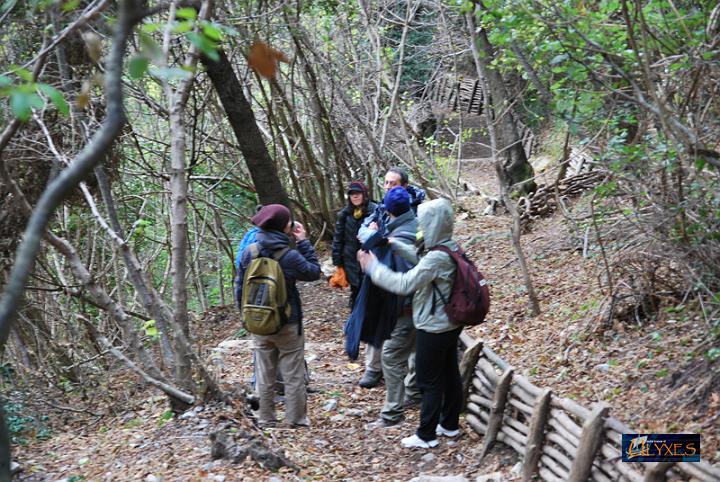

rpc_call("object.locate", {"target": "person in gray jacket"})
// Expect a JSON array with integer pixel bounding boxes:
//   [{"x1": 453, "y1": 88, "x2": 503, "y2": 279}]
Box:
[{"x1": 358, "y1": 198, "x2": 462, "y2": 449}]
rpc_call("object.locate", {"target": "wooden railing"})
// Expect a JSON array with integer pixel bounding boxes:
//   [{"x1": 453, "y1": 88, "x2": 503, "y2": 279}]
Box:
[{"x1": 458, "y1": 332, "x2": 720, "y2": 482}]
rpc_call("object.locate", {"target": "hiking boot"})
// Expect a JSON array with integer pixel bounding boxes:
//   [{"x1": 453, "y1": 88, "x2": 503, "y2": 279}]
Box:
[
  {"x1": 435, "y1": 424, "x2": 461, "y2": 438},
  {"x1": 401, "y1": 434, "x2": 439, "y2": 449},
  {"x1": 366, "y1": 417, "x2": 403, "y2": 430},
  {"x1": 358, "y1": 370, "x2": 382, "y2": 388},
  {"x1": 401, "y1": 397, "x2": 421, "y2": 410}
]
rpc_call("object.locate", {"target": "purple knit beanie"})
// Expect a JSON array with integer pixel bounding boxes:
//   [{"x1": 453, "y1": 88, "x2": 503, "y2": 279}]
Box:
[{"x1": 251, "y1": 204, "x2": 291, "y2": 231}]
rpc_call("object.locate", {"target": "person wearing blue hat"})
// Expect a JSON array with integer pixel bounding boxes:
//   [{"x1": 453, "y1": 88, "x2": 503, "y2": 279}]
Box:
[
  {"x1": 364, "y1": 185, "x2": 420, "y2": 429},
  {"x1": 356, "y1": 168, "x2": 423, "y2": 411}
]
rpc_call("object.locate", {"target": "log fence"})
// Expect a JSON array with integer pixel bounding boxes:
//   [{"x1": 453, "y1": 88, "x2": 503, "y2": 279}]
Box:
[{"x1": 458, "y1": 332, "x2": 720, "y2": 481}]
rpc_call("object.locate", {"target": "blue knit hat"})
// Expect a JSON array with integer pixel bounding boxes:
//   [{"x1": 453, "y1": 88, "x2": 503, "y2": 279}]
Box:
[{"x1": 384, "y1": 186, "x2": 410, "y2": 216}]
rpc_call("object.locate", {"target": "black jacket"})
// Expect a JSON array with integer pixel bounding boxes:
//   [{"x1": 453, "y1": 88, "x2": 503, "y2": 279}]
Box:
[
  {"x1": 235, "y1": 230, "x2": 321, "y2": 325},
  {"x1": 331, "y1": 201, "x2": 377, "y2": 287}
]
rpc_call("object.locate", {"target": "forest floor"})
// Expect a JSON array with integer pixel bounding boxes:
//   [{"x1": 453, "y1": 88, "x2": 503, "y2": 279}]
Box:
[{"x1": 12, "y1": 159, "x2": 720, "y2": 481}]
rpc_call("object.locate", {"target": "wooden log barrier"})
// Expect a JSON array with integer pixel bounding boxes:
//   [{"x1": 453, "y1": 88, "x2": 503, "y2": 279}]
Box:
[
  {"x1": 549, "y1": 409, "x2": 583, "y2": 440},
  {"x1": 522, "y1": 388, "x2": 551, "y2": 482},
  {"x1": 642, "y1": 462, "x2": 674, "y2": 482},
  {"x1": 568, "y1": 403, "x2": 610, "y2": 482},
  {"x1": 480, "y1": 367, "x2": 514, "y2": 458},
  {"x1": 546, "y1": 431, "x2": 578, "y2": 458},
  {"x1": 541, "y1": 454, "x2": 571, "y2": 480},
  {"x1": 459, "y1": 339, "x2": 483, "y2": 409},
  {"x1": 472, "y1": 374, "x2": 494, "y2": 399},
  {"x1": 466, "y1": 412, "x2": 488, "y2": 434},
  {"x1": 459, "y1": 333, "x2": 720, "y2": 482},
  {"x1": 538, "y1": 467, "x2": 564, "y2": 482},
  {"x1": 543, "y1": 444, "x2": 574, "y2": 471}
]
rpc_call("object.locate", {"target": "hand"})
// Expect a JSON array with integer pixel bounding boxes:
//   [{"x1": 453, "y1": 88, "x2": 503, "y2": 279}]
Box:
[
  {"x1": 357, "y1": 250, "x2": 377, "y2": 272},
  {"x1": 292, "y1": 222, "x2": 307, "y2": 241},
  {"x1": 368, "y1": 222, "x2": 378, "y2": 231}
]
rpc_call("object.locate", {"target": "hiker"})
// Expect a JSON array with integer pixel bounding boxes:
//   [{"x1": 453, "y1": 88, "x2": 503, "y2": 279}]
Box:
[
  {"x1": 331, "y1": 181, "x2": 378, "y2": 309},
  {"x1": 362, "y1": 186, "x2": 419, "y2": 428},
  {"x1": 355, "y1": 167, "x2": 423, "y2": 405},
  {"x1": 358, "y1": 198, "x2": 462, "y2": 448},
  {"x1": 235, "y1": 204, "x2": 321, "y2": 428}
]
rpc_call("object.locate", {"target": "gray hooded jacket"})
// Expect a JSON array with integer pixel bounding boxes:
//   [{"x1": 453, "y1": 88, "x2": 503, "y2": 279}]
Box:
[{"x1": 365, "y1": 198, "x2": 458, "y2": 333}]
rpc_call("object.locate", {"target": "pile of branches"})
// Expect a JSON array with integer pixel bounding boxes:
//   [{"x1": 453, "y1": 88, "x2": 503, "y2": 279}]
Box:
[{"x1": 517, "y1": 170, "x2": 607, "y2": 225}]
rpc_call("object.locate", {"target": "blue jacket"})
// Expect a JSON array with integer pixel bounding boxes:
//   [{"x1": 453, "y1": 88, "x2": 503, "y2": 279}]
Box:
[
  {"x1": 235, "y1": 227, "x2": 260, "y2": 269},
  {"x1": 234, "y1": 230, "x2": 321, "y2": 326}
]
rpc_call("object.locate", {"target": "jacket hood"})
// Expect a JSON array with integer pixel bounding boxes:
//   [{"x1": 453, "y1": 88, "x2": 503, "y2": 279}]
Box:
[
  {"x1": 418, "y1": 198, "x2": 453, "y2": 248},
  {"x1": 256, "y1": 229, "x2": 291, "y2": 252}
]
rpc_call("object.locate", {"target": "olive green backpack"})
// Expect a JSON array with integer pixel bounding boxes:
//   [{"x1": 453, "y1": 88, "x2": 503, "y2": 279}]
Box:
[{"x1": 241, "y1": 244, "x2": 291, "y2": 335}]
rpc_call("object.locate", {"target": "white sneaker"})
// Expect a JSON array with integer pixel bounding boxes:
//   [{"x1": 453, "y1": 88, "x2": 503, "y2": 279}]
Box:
[
  {"x1": 401, "y1": 434, "x2": 439, "y2": 449},
  {"x1": 436, "y1": 424, "x2": 460, "y2": 438}
]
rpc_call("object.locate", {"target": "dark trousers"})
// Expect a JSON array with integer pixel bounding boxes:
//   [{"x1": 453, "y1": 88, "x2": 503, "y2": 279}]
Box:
[{"x1": 415, "y1": 327, "x2": 463, "y2": 441}]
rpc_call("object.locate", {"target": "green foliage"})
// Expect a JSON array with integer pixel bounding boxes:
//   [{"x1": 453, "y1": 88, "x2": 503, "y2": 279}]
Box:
[
  {"x1": 142, "y1": 319, "x2": 160, "y2": 342},
  {"x1": 1, "y1": 398, "x2": 51, "y2": 445},
  {"x1": 0, "y1": 68, "x2": 69, "y2": 121},
  {"x1": 157, "y1": 410, "x2": 174, "y2": 426}
]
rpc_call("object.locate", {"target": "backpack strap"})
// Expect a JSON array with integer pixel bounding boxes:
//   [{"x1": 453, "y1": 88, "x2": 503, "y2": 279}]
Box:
[
  {"x1": 271, "y1": 246, "x2": 290, "y2": 261},
  {"x1": 431, "y1": 282, "x2": 447, "y2": 315},
  {"x1": 248, "y1": 243, "x2": 290, "y2": 262},
  {"x1": 247, "y1": 243, "x2": 260, "y2": 260},
  {"x1": 429, "y1": 245, "x2": 456, "y2": 315}
]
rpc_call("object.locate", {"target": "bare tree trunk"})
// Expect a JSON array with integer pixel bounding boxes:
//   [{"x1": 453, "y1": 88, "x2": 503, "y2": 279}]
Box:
[
  {"x1": 0, "y1": 1, "x2": 145, "y2": 476},
  {"x1": 467, "y1": 8, "x2": 540, "y2": 317},
  {"x1": 201, "y1": 49, "x2": 291, "y2": 207},
  {"x1": 467, "y1": 6, "x2": 536, "y2": 195}
]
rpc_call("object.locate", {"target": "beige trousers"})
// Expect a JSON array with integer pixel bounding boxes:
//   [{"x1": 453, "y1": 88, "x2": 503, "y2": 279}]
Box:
[{"x1": 253, "y1": 323, "x2": 308, "y2": 426}]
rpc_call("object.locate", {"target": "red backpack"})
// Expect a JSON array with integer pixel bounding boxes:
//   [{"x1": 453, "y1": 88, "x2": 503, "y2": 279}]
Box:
[{"x1": 430, "y1": 245, "x2": 490, "y2": 326}]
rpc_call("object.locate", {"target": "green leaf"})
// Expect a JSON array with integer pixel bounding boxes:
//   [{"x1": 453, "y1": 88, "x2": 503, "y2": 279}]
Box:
[
  {"x1": 175, "y1": 7, "x2": 197, "y2": 19},
  {"x1": 141, "y1": 22, "x2": 162, "y2": 33},
  {"x1": 128, "y1": 56, "x2": 149, "y2": 79},
  {"x1": 655, "y1": 368, "x2": 669, "y2": 378},
  {"x1": 138, "y1": 31, "x2": 162, "y2": 60},
  {"x1": 149, "y1": 66, "x2": 193, "y2": 81},
  {"x1": 10, "y1": 91, "x2": 43, "y2": 121},
  {"x1": 695, "y1": 157, "x2": 706, "y2": 172},
  {"x1": 0, "y1": 75, "x2": 11, "y2": 87},
  {"x1": 61, "y1": 0, "x2": 79, "y2": 11},
  {"x1": 706, "y1": 347, "x2": 720, "y2": 362},
  {"x1": 37, "y1": 84, "x2": 69, "y2": 115},
  {"x1": 549, "y1": 53, "x2": 568, "y2": 65},
  {"x1": 142, "y1": 319, "x2": 159, "y2": 340},
  {"x1": 10, "y1": 65, "x2": 33, "y2": 82},
  {"x1": 201, "y1": 21, "x2": 223, "y2": 41},
  {"x1": 186, "y1": 32, "x2": 219, "y2": 61},
  {"x1": 171, "y1": 20, "x2": 193, "y2": 34}
]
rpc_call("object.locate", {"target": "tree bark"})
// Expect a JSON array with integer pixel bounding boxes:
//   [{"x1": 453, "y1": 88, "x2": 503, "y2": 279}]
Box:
[
  {"x1": 0, "y1": 1, "x2": 145, "y2": 477},
  {"x1": 201, "y1": 49, "x2": 290, "y2": 207},
  {"x1": 467, "y1": 6, "x2": 536, "y2": 195}
]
